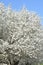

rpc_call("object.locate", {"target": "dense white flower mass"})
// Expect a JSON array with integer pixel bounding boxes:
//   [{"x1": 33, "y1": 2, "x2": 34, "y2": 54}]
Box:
[{"x1": 0, "y1": 3, "x2": 43, "y2": 65}]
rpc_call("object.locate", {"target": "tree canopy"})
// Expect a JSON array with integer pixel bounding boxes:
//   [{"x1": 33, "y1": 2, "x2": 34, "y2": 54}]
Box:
[{"x1": 0, "y1": 3, "x2": 43, "y2": 65}]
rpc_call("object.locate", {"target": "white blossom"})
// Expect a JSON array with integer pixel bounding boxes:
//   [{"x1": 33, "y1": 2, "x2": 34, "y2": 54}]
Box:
[{"x1": 0, "y1": 3, "x2": 43, "y2": 65}]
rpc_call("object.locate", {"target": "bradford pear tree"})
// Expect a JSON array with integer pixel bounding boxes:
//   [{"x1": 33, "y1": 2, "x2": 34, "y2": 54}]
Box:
[{"x1": 0, "y1": 3, "x2": 43, "y2": 65}]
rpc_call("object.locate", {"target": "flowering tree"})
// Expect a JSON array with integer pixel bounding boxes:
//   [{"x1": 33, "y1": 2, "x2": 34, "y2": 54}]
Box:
[{"x1": 0, "y1": 3, "x2": 43, "y2": 65}]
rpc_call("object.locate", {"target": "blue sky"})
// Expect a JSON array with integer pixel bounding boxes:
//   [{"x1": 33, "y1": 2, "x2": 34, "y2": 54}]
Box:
[{"x1": 0, "y1": 0, "x2": 43, "y2": 25}]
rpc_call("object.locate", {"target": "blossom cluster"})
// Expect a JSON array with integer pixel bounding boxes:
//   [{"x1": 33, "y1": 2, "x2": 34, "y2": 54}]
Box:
[{"x1": 0, "y1": 3, "x2": 43, "y2": 65}]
